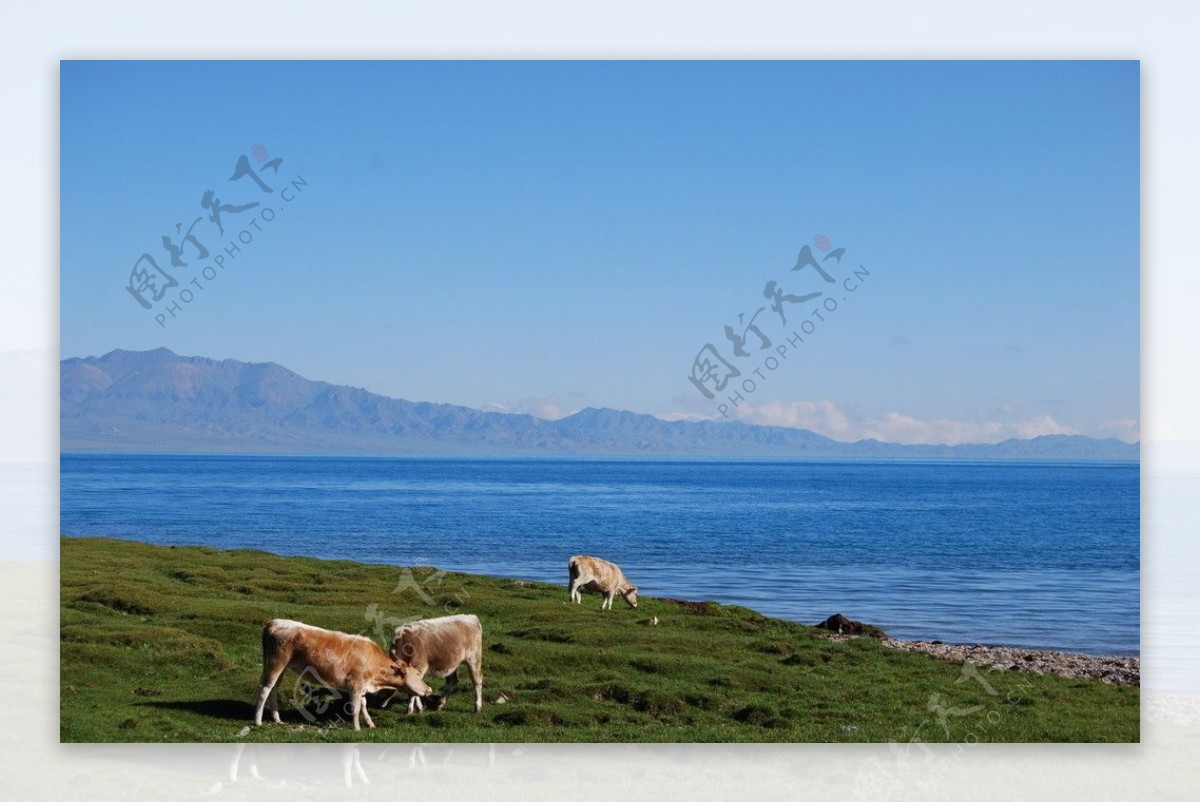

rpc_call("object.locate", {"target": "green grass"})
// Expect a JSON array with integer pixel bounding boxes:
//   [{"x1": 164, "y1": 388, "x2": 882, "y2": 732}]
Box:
[{"x1": 60, "y1": 536, "x2": 1138, "y2": 743}]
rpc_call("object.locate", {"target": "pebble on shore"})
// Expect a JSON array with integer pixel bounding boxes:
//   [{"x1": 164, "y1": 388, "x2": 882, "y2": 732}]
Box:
[
  {"x1": 812, "y1": 613, "x2": 1138, "y2": 686},
  {"x1": 879, "y1": 638, "x2": 1140, "y2": 686}
]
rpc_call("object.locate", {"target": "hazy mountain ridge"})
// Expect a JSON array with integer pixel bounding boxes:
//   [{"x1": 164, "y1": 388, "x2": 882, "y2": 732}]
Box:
[{"x1": 60, "y1": 349, "x2": 1139, "y2": 460}]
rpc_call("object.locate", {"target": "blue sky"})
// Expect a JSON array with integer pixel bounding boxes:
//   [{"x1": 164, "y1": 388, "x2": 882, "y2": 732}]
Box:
[{"x1": 60, "y1": 60, "x2": 1139, "y2": 444}]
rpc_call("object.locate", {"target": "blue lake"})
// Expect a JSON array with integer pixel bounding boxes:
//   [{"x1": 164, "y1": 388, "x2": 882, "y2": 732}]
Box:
[{"x1": 59, "y1": 454, "x2": 1140, "y2": 655}]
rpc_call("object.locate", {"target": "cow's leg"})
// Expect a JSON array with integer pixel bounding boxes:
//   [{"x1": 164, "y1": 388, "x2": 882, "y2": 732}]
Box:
[
  {"x1": 351, "y1": 745, "x2": 369, "y2": 785},
  {"x1": 254, "y1": 685, "x2": 272, "y2": 726},
  {"x1": 229, "y1": 743, "x2": 246, "y2": 781},
  {"x1": 358, "y1": 694, "x2": 376, "y2": 729},
  {"x1": 407, "y1": 694, "x2": 424, "y2": 715},
  {"x1": 341, "y1": 744, "x2": 366, "y2": 788},
  {"x1": 349, "y1": 689, "x2": 365, "y2": 730},
  {"x1": 255, "y1": 661, "x2": 288, "y2": 725},
  {"x1": 603, "y1": 591, "x2": 614, "y2": 610},
  {"x1": 467, "y1": 654, "x2": 484, "y2": 713},
  {"x1": 443, "y1": 667, "x2": 460, "y2": 702},
  {"x1": 267, "y1": 672, "x2": 287, "y2": 723},
  {"x1": 569, "y1": 576, "x2": 580, "y2": 604}
]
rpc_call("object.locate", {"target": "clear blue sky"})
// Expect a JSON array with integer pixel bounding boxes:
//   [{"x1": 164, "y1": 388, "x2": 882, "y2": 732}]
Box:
[{"x1": 60, "y1": 60, "x2": 1139, "y2": 444}]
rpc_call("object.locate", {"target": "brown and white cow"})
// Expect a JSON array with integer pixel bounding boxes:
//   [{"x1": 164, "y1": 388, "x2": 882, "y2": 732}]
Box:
[
  {"x1": 254, "y1": 618, "x2": 432, "y2": 731},
  {"x1": 568, "y1": 554, "x2": 639, "y2": 610},
  {"x1": 390, "y1": 614, "x2": 484, "y2": 713}
]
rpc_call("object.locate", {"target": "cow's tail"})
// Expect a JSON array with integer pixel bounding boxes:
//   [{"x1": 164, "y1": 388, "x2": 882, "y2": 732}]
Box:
[{"x1": 259, "y1": 620, "x2": 280, "y2": 684}]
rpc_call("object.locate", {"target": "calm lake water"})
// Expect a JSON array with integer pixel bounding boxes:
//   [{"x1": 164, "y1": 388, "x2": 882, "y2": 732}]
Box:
[{"x1": 59, "y1": 454, "x2": 1140, "y2": 655}]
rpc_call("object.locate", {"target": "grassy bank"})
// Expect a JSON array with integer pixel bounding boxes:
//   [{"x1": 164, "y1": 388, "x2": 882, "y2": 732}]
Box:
[{"x1": 60, "y1": 536, "x2": 1138, "y2": 743}]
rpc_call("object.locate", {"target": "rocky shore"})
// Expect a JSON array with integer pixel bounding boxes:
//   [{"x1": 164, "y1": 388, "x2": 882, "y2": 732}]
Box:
[
  {"x1": 881, "y1": 638, "x2": 1140, "y2": 686},
  {"x1": 812, "y1": 613, "x2": 1138, "y2": 686}
]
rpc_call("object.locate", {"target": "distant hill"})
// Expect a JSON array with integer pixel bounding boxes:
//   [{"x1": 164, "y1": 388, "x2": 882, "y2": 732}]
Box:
[{"x1": 60, "y1": 349, "x2": 1140, "y2": 460}]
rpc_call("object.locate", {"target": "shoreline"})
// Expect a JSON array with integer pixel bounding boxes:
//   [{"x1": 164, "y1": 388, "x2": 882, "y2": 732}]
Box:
[
  {"x1": 877, "y1": 637, "x2": 1140, "y2": 686},
  {"x1": 813, "y1": 611, "x2": 1139, "y2": 686},
  {"x1": 60, "y1": 535, "x2": 1139, "y2": 684},
  {"x1": 60, "y1": 535, "x2": 1139, "y2": 743}
]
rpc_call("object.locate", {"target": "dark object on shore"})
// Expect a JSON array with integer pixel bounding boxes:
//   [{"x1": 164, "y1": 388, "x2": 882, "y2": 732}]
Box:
[
  {"x1": 815, "y1": 613, "x2": 886, "y2": 638},
  {"x1": 663, "y1": 598, "x2": 719, "y2": 616}
]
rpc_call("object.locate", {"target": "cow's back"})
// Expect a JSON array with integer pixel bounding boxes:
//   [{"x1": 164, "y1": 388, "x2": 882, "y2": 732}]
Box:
[
  {"x1": 264, "y1": 618, "x2": 383, "y2": 683},
  {"x1": 571, "y1": 555, "x2": 623, "y2": 589},
  {"x1": 393, "y1": 614, "x2": 481, "y2": 675}
]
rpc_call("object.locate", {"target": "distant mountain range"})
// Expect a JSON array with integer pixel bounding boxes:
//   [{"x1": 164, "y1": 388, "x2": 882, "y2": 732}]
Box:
[{"x1": 60, "y1": 349, "x2": 1139, "y2": 461}]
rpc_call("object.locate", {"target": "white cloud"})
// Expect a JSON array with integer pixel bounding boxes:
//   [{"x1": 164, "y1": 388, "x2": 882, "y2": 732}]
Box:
[
  {"x1": 733, "y1": 400, "x2": 857, "y2": 440},
  {"x1": 1012, "y1": 415, "x2": 1075, "y2": 440},
  {"x1": 483, "y1": 394, "x2": 583, "y2": 421},
  {"x1": 861, "y1": 411, "x2": 1074, "y2": 445},
  {"x1": 658, "y1": 411, "x2": 714, "y2": 423},
  {"x1": 661, "y1": 398, "x2": 1084, "y2": 446}
]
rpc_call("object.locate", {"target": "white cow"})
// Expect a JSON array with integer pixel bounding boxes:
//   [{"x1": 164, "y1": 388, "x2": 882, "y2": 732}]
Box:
[
  {"x1": 390, "y1": 614, "x2": 484, "y2": 713},
  {"x1": 568, "y1": 554, "x2": 639, "y2": 610}
]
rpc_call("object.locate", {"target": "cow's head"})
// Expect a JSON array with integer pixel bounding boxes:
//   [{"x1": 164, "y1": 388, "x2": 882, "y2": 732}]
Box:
[
  {"x1": 389, "y1": 661, "x2": 433, "y2": 697},
  {"x1": 622, "y1": 586, "x2": 639, "y2": 608}
]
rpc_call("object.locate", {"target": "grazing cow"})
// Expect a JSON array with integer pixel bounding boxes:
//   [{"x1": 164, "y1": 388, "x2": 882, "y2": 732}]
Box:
[
  {"x1": 390, "y1": 614, "x2": 484, "y2": 713},
  {"x1": 254, "y1": 619, "x2": 432, "y2": 731},
  {"x1": 568, "y1": 554, "x2": 639, "y2": 610}
]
